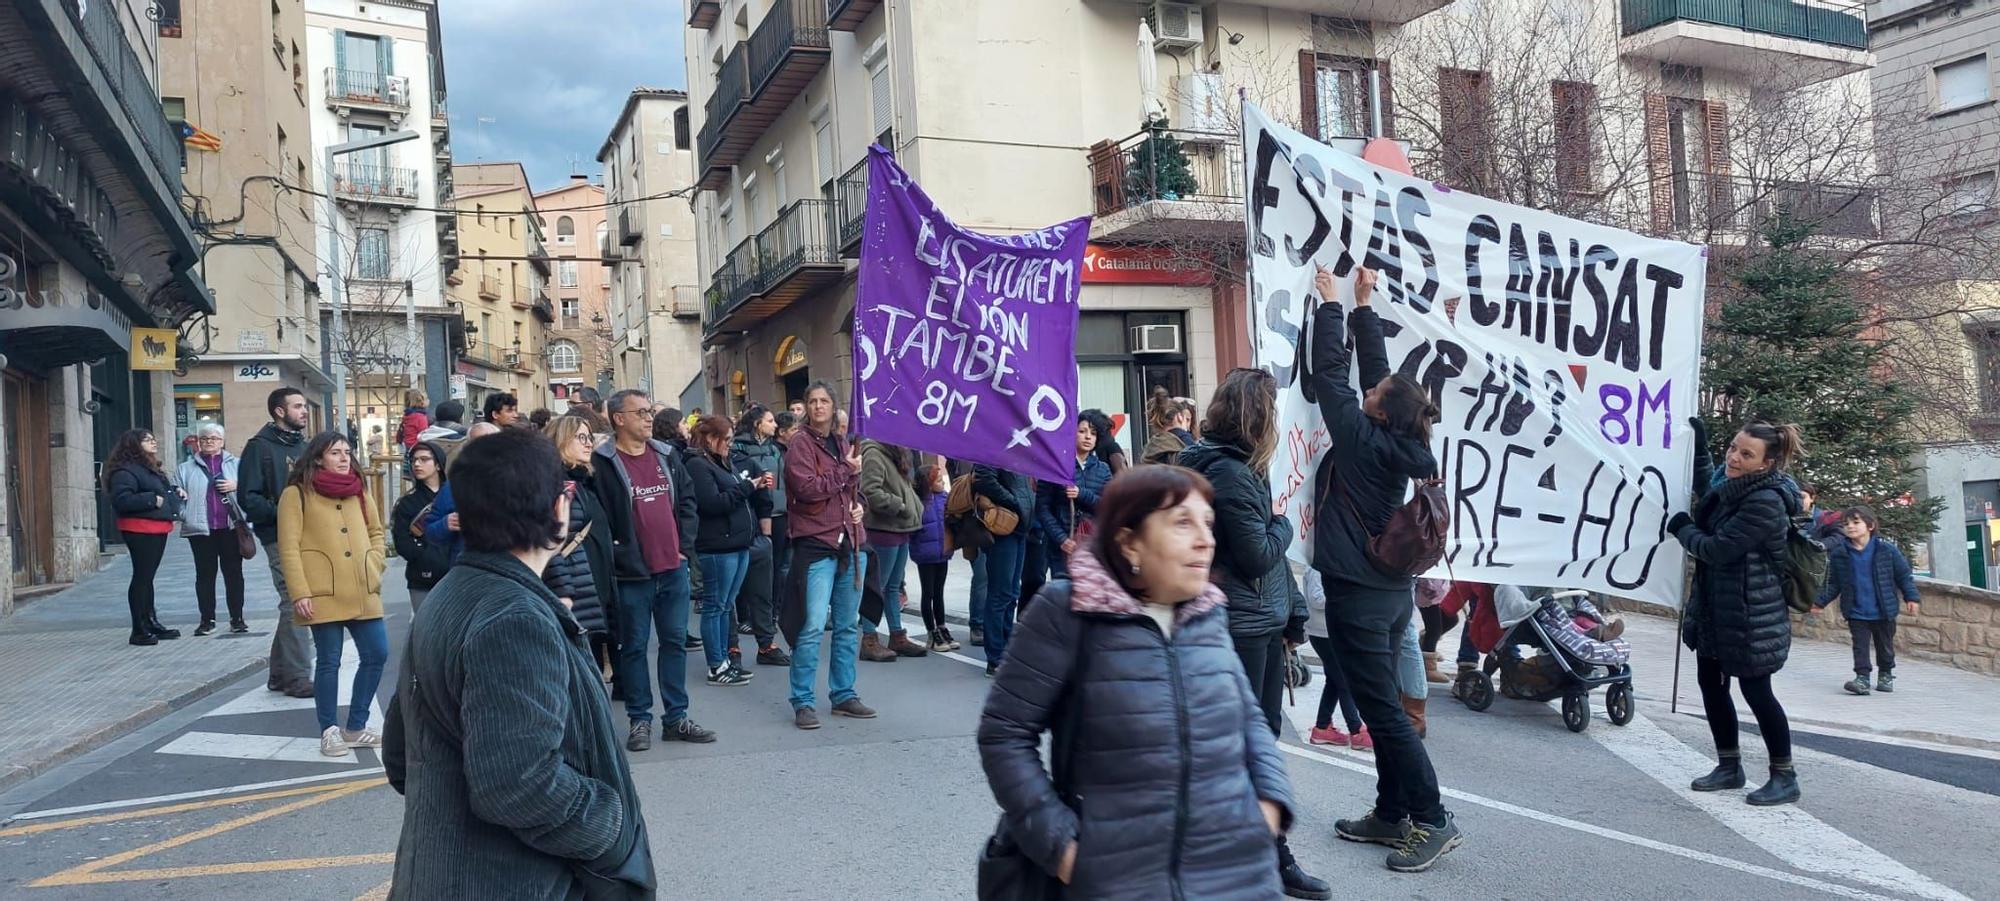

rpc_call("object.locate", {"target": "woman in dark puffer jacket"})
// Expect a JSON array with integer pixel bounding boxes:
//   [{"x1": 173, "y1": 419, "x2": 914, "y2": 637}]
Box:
[
  {"x1": 979, "y1": 465, "x2": 1296, "y2": 901},
  {"x1": 1668, "y1": 419, "x2": 1803, "y2": 807},
  {"x1": 541, "y1": 416, "x2": 618, "y2": 681}
]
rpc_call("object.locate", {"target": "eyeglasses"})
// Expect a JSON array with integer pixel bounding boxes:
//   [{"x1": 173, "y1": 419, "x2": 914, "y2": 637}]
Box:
[{"x1": 197, "y1": 436, "x2": 223, "y2": 443}]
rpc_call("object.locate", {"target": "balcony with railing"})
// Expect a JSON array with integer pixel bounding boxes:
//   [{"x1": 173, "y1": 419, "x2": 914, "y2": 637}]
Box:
[
  {"x1": 828, "y1": 0, "x2": 882, "y2": 29},
  {"x1": 533, "y1": 293, "x2": 556, "y2": 324},
  {"x1": 673, "y1": 285, "x2": 703, "y2": 319},
  {"x1": 333, "y1": 162, "x2": 420, "y2": 207},
  {"x1": 697, "y1": 0, "x2": 831, "y2": 190},
  {"x1": 430, "y1": 94, "x2": 448, "y2": 128},
  {"x1": 689, "y1": 0, "x2": 721, "y2": 28},
  {"x1": 325, "y1": 67, "x2": 412, "y2": 117},
  {"x1": 1086, "y1": 125, "x2": 1245, "y2": 243},
  {"x1": 477, "y1": 275, "x2": 501, "y2": 302},
  {"x1": 1619, "y1": 0, "x2": 1870, "y2": 89},
  {"x1": 705, "y1": 199, "x2": 844, "y2": 337},
  {"x1": 618, "y1": 206, "x2": 642, "y2": 246},
  {"x1": 1660, "y1": 171, "x2": 1879, "y2": 239},
  {"x1": 834, "y1": 155, "x2": 871, "y2": 255}
]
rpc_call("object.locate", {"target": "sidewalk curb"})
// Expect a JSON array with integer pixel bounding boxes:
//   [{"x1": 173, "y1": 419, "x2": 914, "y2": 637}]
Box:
[
  {"x1": 0, "y1": 657, "x2": 267, "y2": 794},
  {"x1": 1783, "y1": 715, "x2": 2000, "y2": 755}
]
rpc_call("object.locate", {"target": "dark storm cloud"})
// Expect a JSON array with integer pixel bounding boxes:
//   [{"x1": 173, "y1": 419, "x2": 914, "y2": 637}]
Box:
[{"x1": 438, "y1": 0, "x2": 687, "y2": 191}]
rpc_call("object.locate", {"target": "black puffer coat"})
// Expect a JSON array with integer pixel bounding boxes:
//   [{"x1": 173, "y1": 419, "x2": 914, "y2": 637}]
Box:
[
  {"x1": 1178, "y1": 440, "x2": 1302, "y2": 638},
  {"x1": 543, "y1": 465, "x2": 617, "y2": 637},
  {"x1": 107, "y1": 462, "x2": 183, "y2": 523},
  {"x1": 1673, "y1": 470, "x2": 1797, "y2": 678},
  {"x1": 685, "y1": 450, "x2": 757, "y2": 553},
  {"x1": 978, "y1": 548, "x2": 1294, "y2": 901}
]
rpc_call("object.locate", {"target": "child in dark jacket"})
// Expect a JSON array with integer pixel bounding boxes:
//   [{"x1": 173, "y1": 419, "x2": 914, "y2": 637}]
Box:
[
  {"x1": 912, "y1": 463, "x2": 958, "y2": 652},
  {"x1": 1811, "y1": 505, "x2": 1920, "y2": 695}
]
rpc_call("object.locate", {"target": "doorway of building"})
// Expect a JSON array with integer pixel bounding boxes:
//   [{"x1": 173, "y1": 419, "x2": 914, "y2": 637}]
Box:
[
  {"x1": 5, "y1": 372, "x2": 54, "y2": 589},
  {"x1": 90, "y1": 357, "x2": 151, "y2": 547},
  {"x1": 782, "y1": 369, "x2": 809, "y2": 407}
]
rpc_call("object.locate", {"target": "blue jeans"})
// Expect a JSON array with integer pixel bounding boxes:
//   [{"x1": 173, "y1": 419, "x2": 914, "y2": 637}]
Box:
[
  {"x1": 309, "y1": 618, "x2": 388, "y2": 733},
  {"x1": 1395, "y1": 615, "x2": 1428, "y2": 700},
  {"x1": 698, "y1": 550, "x2": 751, "y2": 669},
  {"x1": 969, "y1": 552, "x2": 989, "y2": 633},
  {"x1": 617, "y1": 567, "x2": 692, "y2": 725},
  {"x1": 867, "y1": 543, "x2": 910, "y2": 633},
  {"x1": 982, "y1": 533, "x2": 1026, "y2": 667},
  {"x1": 1456, "y1": 594, "x2": 1480, "y2": 665},
  {"x1": 791, "y1": 551, "x2": 866, "y2": 710}
]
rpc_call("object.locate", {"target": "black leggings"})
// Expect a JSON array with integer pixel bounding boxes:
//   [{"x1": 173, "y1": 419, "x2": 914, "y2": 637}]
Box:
[
  {"x1": 1307, "y1": 634, "x2": 1363, "y2": 731},
  {"x1": 1231, "y1": 631, "x2": 1287, "y2": 736},
  {"x1": 123, "y1": 531, "x2": 170, "y2": 633},
  {"x1": 188, "y1": 532, "x2": 246, "y2": 623},
  {"x1": 1418, "y1": 605, "x2": 1457, "y2": 654},
  {"x1": 917, "y1": 562, "x2": 950, "y2": 636},
  {"x1": 1696, "y1": 655, "x2": 1792, "y2": 764}
]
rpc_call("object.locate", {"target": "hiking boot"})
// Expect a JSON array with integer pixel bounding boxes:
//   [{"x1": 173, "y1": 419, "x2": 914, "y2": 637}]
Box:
[
  {"x1": 665, "y1": 718, "x2": 716, "y2": 743},
  {"x1": 320, "y1": 725, "x2": 351, "y2": 758},
  {"x1": 1747, "y1": 768, "x2": 1800, "y2": 806},
  {"x1": 756, "y1": 645, "x2": 792, "y2": 667},
  {"x1": 794, "y1": 707, "x2": 821, "y2": 730},
  {"x1": 1386, "y1": 815, "x2": 1464, "y2": 872},
  {"x1": 1844, "y1": 674, "x2": 1872, "y2": 695},
  {"x1": 193, "y1": 620, "x2": 217, "y2": 637},
  {"x1": 626, "y1": 720, "x2": 652, "y2": 751},
  {"x1": 888, "y1": 630, "x2": 929, "y2": 657},
  {"x1": 1875, "y1": 672, "x2": 1895, "y2": 692},
  {"x1": 1691, "y1": 760, "x2": 1746, "y2": 792},
  {"x1": 1308, "y1": 726, "x2": 1351, "y2": 747},
  {"x1": 1423, "y1": 651, "x2": 1449, "y2": 684},
  {"x1": 1348, "y1": 727, "x2": 1375, "y2": 751},
  {"x1": 706, "y1": 664, "x2": 751, "y2": 686},
  {"x1": 860, "y1": 633, "x2": 898, "y2": 663},
  {"x1": 1335, "y1": 810, "x2": 1411, "y2": 846},
  {"x1": 969, "y1": 627, "x2": 985, "y2": 647},
  {"x1": 831, "y1": 698, "x2": 878, "y2": 719}
]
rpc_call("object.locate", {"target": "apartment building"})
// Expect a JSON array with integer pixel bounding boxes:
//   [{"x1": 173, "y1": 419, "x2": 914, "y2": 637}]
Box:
[
  {"x1": 159, "y1": 0, "x2": 329, "y2": 441},
  {"x1": 0, "y1": 0, "x2": 217, "y2": 611},
  {"x1": 682, "y1": 1, "x2": 1875, "y2": 443},
  {"x1": 446, "y1": 163, "x2": 555, "y2": 414},
  {"x1": 1867, "y1": 0, "x2": 2000, "y2": 586},
  {"x1": 599, "y1": 88, "x2": 704, "y2": 403},
  {"x1": 304, "y1": 0, "x2": 458, "y2": 448},
  {"x1": 535, "y1": 175, "x2": 617, "y2": 406}
]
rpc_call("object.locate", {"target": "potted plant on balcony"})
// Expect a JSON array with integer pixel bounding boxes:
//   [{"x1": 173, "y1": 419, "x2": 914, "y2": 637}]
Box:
[{"x1": 1124, "y1": 118, "x2": 1199, "y2": 203}]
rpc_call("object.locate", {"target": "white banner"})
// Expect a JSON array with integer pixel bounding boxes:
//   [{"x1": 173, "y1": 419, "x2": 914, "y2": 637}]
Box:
[{"x1": 1242, "y1": 102, "x2": 1706, "y2": 608}]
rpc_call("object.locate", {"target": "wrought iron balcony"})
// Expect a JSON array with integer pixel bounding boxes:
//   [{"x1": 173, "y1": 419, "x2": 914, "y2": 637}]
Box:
[
  {"x1": 689, "y1": 0, "x2": 721, "y2": 28},
  {"x1": 1087, "y1": 125, "x2": 1244, "y2": 242},
  {"x1": 1661, "y1": 172, "x2": 1878, "y2": 239},
  {"x1": 697, "y1": 0, "x2": 830, "y2": 190},
  {"x1": 835, "y1": 155, "x2": 870, "y2": 256},
  {"x1": 828, "y1": 0, "x2": 881, "y2": 30},
  {"x1": 325, "y1": 67, "x2": 412, "y2": 116},
  {"x1": 706, "y1": 199, "x2": 843, "y2": 337},
  {"x1": 333, "y1": 162, "x2": 420, "y2": 207}
]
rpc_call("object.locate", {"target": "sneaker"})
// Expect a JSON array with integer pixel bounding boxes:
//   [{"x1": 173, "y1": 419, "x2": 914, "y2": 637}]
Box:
[
  {"x1": 1348, "y1": 727, "x2": 1375, "y2": 751},
  {"x1": 320, "y1": 725, "x2": 350, "y2": 758},
  {"x1": 729, "y1": 661, "x2": 755, "y2": 680},
  {"x1": 1875, "y1": 672, "x2": 1895, "y2": 693},
  {"x1": 341, "y1": 727, "x2": 382, "y2": 748},
  {"x1": 685, "y1": 635, "x2": 703, "y2": 651},
  {"x1": 794, "y1": 707, "x2": 822, "y2": 730},
  {"x1": 939, "y1": 629, "x2": 961, "y2": 651},
  {"x1": 985, "y1": 661, "x2": 998, "y2": 678},
  {"x1": 193, "y1": 620, "x2": 217, "y2": 637},
  {"x1": 736, "y1": 621, "x2": 755, "y2": 635},
  {"x1": 1308, "y1": 726, "x2": 1351, "y2": 747},
  {"x1": 665, "y1": 718, "x2": 716, "y2": 743},
  {"x1": 756, "y1": 646, "x2": 792, "y2": 666},
  {"x1": 626, "y1": 720, "x2": 652, "y2": 752},
  {"x1": 1844, "y1": 675, "x2": 1872, "y2": 695},
  {"x1": 969, "y1": 628, "x2": 985, "y2": 647},
  {"x1": 229, "y1": 619, "x2": 250, "y2": 634},
  {"x1": 1385, "y1": 815, "x2": 1464, "y2": 872},
  {"x1": 1335, "y1": 810, "x2": 1411, "y2": 846},
  {"x1": 831, "y1": 698, "x2": 878, "y2": 719},
  {"x1": 706, "y1": 664, "x2": 751, "y2": 686}
]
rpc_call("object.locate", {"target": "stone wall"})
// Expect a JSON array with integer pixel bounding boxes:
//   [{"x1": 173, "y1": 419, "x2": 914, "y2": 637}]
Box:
[{"x1": 1792, "y1": 577, "x2": 2000, "y2": 675}]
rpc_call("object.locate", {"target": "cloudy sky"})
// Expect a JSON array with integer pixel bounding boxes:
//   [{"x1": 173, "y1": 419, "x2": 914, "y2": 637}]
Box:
[{"x1": 438, "y1": 0, "x2": 687, "y2": 191}]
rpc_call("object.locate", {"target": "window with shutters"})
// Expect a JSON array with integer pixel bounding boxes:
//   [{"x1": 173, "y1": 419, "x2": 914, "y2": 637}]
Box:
[
  {"x1": 674, "y1": 106, "x2": 691, "y2": 150},
  {"x1": 869, "y1": 59, "x2": 893, "y2": 148},
  {"x1": 1437, "y1": 68, "x2": 1493, "y2": 193},
  {"x1": 356, "y1": 228, "x2": 390, "y2": 280},
  {"x1": 814, "y1": 115, "x2": 836, "y2": 198},
  {"x1": 1316, "y1": 60, "x2": 1376, "y2": 140},
  {"x1": 1552, "y1": 80, "x2": 1597, "y2": 194},
  {"x1": 1935, "y1": 55, "x2": 1991, "y2": 114}
]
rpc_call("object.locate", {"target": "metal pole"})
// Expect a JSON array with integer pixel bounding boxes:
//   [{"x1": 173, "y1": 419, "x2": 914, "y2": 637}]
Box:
[
  {"x1": 405, "y1": 280, "x2": 418, "y2": 389},
  {"x1": 325, "y1": 145, "x2": 348, "y2": 439}
]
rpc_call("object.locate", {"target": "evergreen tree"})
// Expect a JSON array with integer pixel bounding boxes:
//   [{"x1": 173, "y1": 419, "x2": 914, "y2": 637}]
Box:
[
  {"x1": 1125, "y1": 119, "x2": 1198, "y2": 202},
  {"x1": 1700, "y1": 218, "x2": 1942, "y2": 547}
]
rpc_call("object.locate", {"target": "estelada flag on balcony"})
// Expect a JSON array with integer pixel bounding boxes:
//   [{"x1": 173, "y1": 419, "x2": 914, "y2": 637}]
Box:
[
  {"x1": 1238, "y1": 99, "x2": 1708, "y2": 609},
  {"x1": 179, "y1": 121, "x2": 223, "y2": 152},
  {"x1": 850, "y1": 145, "x2": 1088, "y2": 486}
]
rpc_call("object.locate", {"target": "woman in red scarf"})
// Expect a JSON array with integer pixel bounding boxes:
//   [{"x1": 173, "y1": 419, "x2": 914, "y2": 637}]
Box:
[{"x1": 277, "y1": 432, "x2": 387, "y2": 758}]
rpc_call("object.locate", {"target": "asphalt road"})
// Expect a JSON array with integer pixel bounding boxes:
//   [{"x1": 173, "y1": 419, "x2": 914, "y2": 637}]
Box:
[{"x1": 2, "y1": 600, "x2": 1994, "y2": 900}]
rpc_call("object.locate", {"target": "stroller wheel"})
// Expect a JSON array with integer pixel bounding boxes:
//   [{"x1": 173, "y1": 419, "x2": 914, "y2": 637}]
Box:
[
  {"x1": 1562, "y1": 691, "x2": 1590, "y2": 733},
  {"x1": 1461, "y1": 672, "x2": 1495, "y2": 712},
  {"x1": 1606, "y1": 681, "x2": 1635, "y2": 726}
]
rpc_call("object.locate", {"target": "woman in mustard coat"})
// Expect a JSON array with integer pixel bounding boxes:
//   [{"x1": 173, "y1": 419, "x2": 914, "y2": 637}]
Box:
[{"x1": 278, "y1": 431, "x2": 388, "y2": 758}]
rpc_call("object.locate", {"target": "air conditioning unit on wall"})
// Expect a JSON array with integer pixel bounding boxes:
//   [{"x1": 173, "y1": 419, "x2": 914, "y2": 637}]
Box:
[
  {"x1": 1150, "y1": 2, "x2": 1202, "y2": 52},
  {"x1": 1130, "y1": 324, "x2": 1183, "y2": 355}
]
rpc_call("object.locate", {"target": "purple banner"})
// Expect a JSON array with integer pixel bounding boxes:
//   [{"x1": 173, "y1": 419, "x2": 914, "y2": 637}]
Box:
[{"x1": 850, "y1": 147, "x2": 1087, "y2": 486}]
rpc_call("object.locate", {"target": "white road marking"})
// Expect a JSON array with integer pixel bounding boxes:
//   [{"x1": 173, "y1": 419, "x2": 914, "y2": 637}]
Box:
[
  {"x1": 7, "y1": 769, "x2": 387, "y2": 821},
  {"x1": 154, "y1": 731, "x2": 371, "y2": 766},
  {"x1": 1587, "y1": 708, "x2": 1974, "y2": 901}
]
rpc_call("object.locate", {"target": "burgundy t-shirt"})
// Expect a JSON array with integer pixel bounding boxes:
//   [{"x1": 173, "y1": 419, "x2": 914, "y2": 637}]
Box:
[{"x1": 621, "y1": 449, "x2": 682, "y2": 573}]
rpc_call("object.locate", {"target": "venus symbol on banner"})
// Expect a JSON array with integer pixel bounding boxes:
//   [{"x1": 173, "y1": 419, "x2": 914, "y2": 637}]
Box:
[{"x1": 1239, "y1": 101, "x2": 1708, "y2": 609}]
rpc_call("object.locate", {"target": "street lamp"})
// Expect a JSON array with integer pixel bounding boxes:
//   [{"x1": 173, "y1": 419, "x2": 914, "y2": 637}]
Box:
[{"x1": 325, "y1": 128, "x2": 421, "y2": 438}]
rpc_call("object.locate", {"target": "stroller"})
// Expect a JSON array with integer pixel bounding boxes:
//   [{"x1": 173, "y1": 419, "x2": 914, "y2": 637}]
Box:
[{"x1": 1452, "y1": 585, "x2": 1635, "y2": 732}]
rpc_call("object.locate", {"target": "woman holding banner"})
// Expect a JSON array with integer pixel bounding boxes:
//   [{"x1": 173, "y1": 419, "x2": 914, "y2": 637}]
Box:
[
  {"x1": 1666, "y1": 420, "x2": 1802, "y2": 807},
  {"x1": 1305, "y1": 266, "x2": 1462, "y2": 873},
  {"x1": 1178, "y1": 367, "x2": 1329, "y2": 899}
]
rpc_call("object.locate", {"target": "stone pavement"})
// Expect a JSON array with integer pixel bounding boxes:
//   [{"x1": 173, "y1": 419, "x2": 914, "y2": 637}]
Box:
[{"x1": 0, "y1": 539, "x2": 286, "y2": 790}]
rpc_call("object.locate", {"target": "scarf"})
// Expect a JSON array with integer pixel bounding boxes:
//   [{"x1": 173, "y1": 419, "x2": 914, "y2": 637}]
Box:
[{"x1": 312, "y1": 470, "x2": 370, "y2": 525}]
